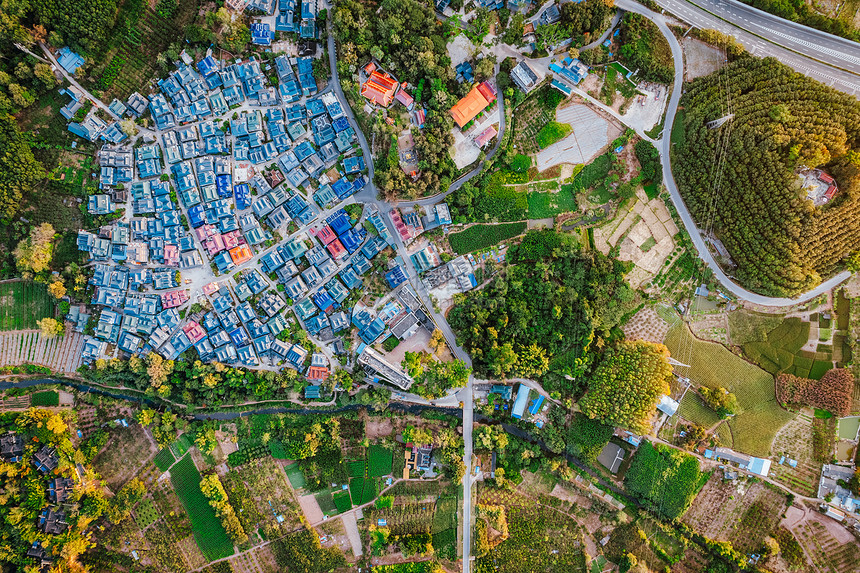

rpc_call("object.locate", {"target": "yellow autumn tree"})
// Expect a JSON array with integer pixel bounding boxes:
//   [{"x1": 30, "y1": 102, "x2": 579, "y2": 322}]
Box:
[
  {"x1": 14, "y1": 222, "x2": 55, "y2": 274},
  {"x1": 47, "y1": 278, "x2": 66, "y2": 299},
  {"x1": 37, "y1": 317, "x2": 63, "y2": 338}
]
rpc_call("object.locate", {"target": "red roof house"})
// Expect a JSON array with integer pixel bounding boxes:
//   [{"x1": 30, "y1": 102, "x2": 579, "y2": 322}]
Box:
[
  {"x1": 315, "y1": 225, "x2": 337, "y2": 245},
  {"x1": 395, "y1": 89, "x2": 414, "y2": 109},
  {"x1": 182, "y1": 321, "x2": 206, "y2": 343},
  {"x1": 161, "y1": 289, "x2": 189, "y2": 309},
  {"x1": 326, "y1": 238, "x2": 347, "y2": 261},
  {"x1": 361, "y1": 71, "x2": 399, "y2": 107}
]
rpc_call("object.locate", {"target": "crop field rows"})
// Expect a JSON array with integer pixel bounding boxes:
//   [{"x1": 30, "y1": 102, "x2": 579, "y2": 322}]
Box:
[
  {"x1": 681, "y1": 474, "x2": 787, "y2": 551},
  {"x1": 0, "y1": 330, "x2": 85, "y2": 374},
  {"x1": 793, "y1": 520, "x2": 860, "y2": 573},
  {"x1": 169, "y1": 454, "x2": 234, "y2": 561},
  {"x1": 223, "y1": 457, "x2": 303, "y2": 538},
  {"x1": 369, "y1": 503, "x2": 435, "y2": 535},
  {"x1": 141, "y1": 479, "x2": 206, "y2": 571},
  {"x1": 768, "y1": 412, "x2": 820, "y2": 496},
  {"x1": 449, "y1": 222, "x2": 527, "y2": 254},
  {"x1": 0, "y1": 281, "x2": 55, "y2": 330},
  {"x1": 665, "y1": 322, "x2": 794, "y2": 456}
]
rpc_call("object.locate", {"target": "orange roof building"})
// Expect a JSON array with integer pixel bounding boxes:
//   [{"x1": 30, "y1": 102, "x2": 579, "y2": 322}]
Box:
[
  {"x1": 229, "y1": 244, "x2": 253, "y2": 265},
  {"x1": 449, "y1": 82, "x2": 497, "y2": 128},
  {"x1": 361, "y1": 71, "x2": 399, "y2": 107},
  {"x1": 307, "y1": 366, "x2": 330, "y2": 382}
]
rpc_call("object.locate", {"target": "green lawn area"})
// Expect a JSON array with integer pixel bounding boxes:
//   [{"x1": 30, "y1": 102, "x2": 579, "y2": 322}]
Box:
[
  {"x1": 449, "y1": 222, "x2": 527, "y2": 254},
  {"x1": 135, "y1": 498, "x2": 160, "y2": 529},
  {"x1": 284, "y1": 462, "x2": 307, "y2": 489},
  {"x1": 809, "y1": 360, "x2": 833, "y2": 380},
  {"x1": 315, "y1": 489, "x2": 337, "y2": 516},
  {"x1": 665, "y1": 323, "x2": 793, "y2": 456},
  {"x1": 671, "y1": 108, "x2": 687, "y2": 148},
  {"x1": 678, "y1": 392, "x2": 721, "y2": 428},
  {"x1": 333, "y1": 490, "x2": 352, "y2": 513},
  {"x1": 347, "y1": 460, "x2": 366, "y2": 478},
  {"x1": 739, "y1": 317, "x2": 811, "y2": 375},
  {"x1": 473, "y1": 171, "x2": 529, "y2": 221},
  {"x1": 535, "y1": 121, "x2": 572, "y2": 149},
  {"x1": 349, "y1": 477, "x2": 377, "y2": 506},
  {"x1": 0, "y1": 281, "x2": 55, "y2": 331},
  {"x1": 169, "y1": 455, "x2": 234, "y2": 561},
  {"x1": 527, "y1": 187, "x2": 579, "y2": 219},
  {"x1": 643, "y1": 183, "x2": 659, "y2": 200}
]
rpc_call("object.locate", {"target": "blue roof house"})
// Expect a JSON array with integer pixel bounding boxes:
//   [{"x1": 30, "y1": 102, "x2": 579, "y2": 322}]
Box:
[
  {"x1": 511, "y1": 385, "x2": 531, "y2": 419},
  {"x1": 57, "y1": 47, "x2": 84, "y2": 74},
  {"x1": 250, "y1": 22, "x2": 272, "y2": 45}
]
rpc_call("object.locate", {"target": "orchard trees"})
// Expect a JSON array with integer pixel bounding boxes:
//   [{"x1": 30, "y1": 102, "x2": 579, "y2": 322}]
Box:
[{"x1": 580, "y1": 340, "x2": 673, "y2": 433}]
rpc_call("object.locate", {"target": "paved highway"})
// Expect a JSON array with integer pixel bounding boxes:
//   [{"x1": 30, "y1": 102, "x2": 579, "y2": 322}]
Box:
[{"x1": 652, "y1": 0, "x2": 860, "y2": 95}]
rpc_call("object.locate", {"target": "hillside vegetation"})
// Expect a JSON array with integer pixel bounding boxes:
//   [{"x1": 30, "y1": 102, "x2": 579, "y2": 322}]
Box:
[{"x1": 673, "y1": 57, "x2": 860, "y2": 296}]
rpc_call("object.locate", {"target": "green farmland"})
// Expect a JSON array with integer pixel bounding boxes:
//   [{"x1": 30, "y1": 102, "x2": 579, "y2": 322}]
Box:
[
  {"x1": 449, "y1": 222, "x2": 527, "y2": 254},
  {"x1": 0, "y1": 281, "x2": 55, "y2": 330},
  {"x1": 169, "y1": 455, "x2": 234, "y2": 561}
]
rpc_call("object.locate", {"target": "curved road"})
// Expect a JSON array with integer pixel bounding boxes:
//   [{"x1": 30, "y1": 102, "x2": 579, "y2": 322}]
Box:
[{"x1": 617, "y1": 0, "x2": 852, "y2": 306}]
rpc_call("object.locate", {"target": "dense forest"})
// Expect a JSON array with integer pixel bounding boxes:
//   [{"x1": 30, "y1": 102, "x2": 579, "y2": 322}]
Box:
[
  {"x1": 560, "y1": 0, "x2": 616, "y2": 45},
  {"x1": 580, "y1": 340, "x2": 673, "y2": 433},
  {"x1": 448, "y1": 230, "x2": 635, "y2": 394},
  {"x1": 673, "y1": 57, "x2": 860, "y2": 296}
]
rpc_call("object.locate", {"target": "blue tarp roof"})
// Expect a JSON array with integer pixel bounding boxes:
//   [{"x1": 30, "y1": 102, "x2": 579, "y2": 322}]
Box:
[{"x1": 511, "y1": 385, "x2": 530, "y2": 419}]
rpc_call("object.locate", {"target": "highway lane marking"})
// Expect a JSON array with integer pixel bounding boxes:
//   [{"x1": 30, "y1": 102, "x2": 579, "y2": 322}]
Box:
[{"x1": 760, "y1": 27, "x2": 860, "y2": 66}]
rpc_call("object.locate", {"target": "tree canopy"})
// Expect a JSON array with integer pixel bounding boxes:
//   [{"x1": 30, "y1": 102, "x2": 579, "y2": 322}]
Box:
[
  {"x1": 580, "y1": 340, "x2": 673, "y2": 433},
  {"x1": 0, "y1": 115, "x2": 45, "y2": 220},
  {"x1": 449, "y1": 230, "x2": 635, "y2": 393},
  {"x1": 674, "y1": 57, "x2": 860, "y2": 296}
]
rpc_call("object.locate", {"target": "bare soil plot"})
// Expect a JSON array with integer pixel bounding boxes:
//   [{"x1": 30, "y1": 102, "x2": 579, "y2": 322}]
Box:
[
  {"x1": 534, "y1": 104, "x2": 618, "y2": 172},
  {"x1": 341, "y1": 512, "x2": 363, "y2": 557},
  {"x1": 298, "y1": 493, "x2": 325, "y2": 524},
  {"x1": 682, "y1": 473, "x2": 788, "y2": 553},
  {"x1": 595, "y1": 191, "x2": 678, "y2": 289},
  {"x1": 91, "y1": 424, "x2": 158, "y2": 490},
  {"x1": 792, "y1": 514, "x2": 860, "y2": 573},
  {"x1": 683, "y1": 37, "x2": 727, "y2": 81}
]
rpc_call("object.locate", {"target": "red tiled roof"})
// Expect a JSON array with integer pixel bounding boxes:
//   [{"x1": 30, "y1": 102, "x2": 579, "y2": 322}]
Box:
[
  {"x1": 395, "y1": 89, "x2": 414, "y2": 108},
  {"x1": 307, "y1": 366, "x2": 329, "y2": 381},
  {"x1": 326, "y1": 239, "x2": 347, "y2": 260},
  {"x1": 229, "y1": 244, "x2": 253, "y2": 265},
  {"x1": 161, "y1": 289, "x2": 189, "y2": 309},
  {"x1": 474, "y1": 125, "x2": 498, "y2": 147},
  {"x1": 361, "y1": 71, "x2": 398, "y2": 107},
  {"x1": 183, "y1": 321, "x2": 206, "y2": 343},
  {"x1": 316, "y1": 225, "x2": 337, "y2": 245}
]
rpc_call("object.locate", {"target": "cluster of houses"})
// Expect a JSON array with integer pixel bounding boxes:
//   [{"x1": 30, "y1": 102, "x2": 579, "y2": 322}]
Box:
[
  {"x1": 62, "y1": 46, "x2": 381, "y2": 376},
  {"x1": 230, "y1": 0, "x2": 320, "y2": 45},
  {"x1": 1, "y1": 433, "x2": 83, "y2": 570}
]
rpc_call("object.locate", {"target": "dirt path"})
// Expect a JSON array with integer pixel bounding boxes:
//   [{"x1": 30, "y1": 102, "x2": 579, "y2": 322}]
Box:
[{"x1": 340, "y1": 512, "x2": 363, "y2": 557}]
